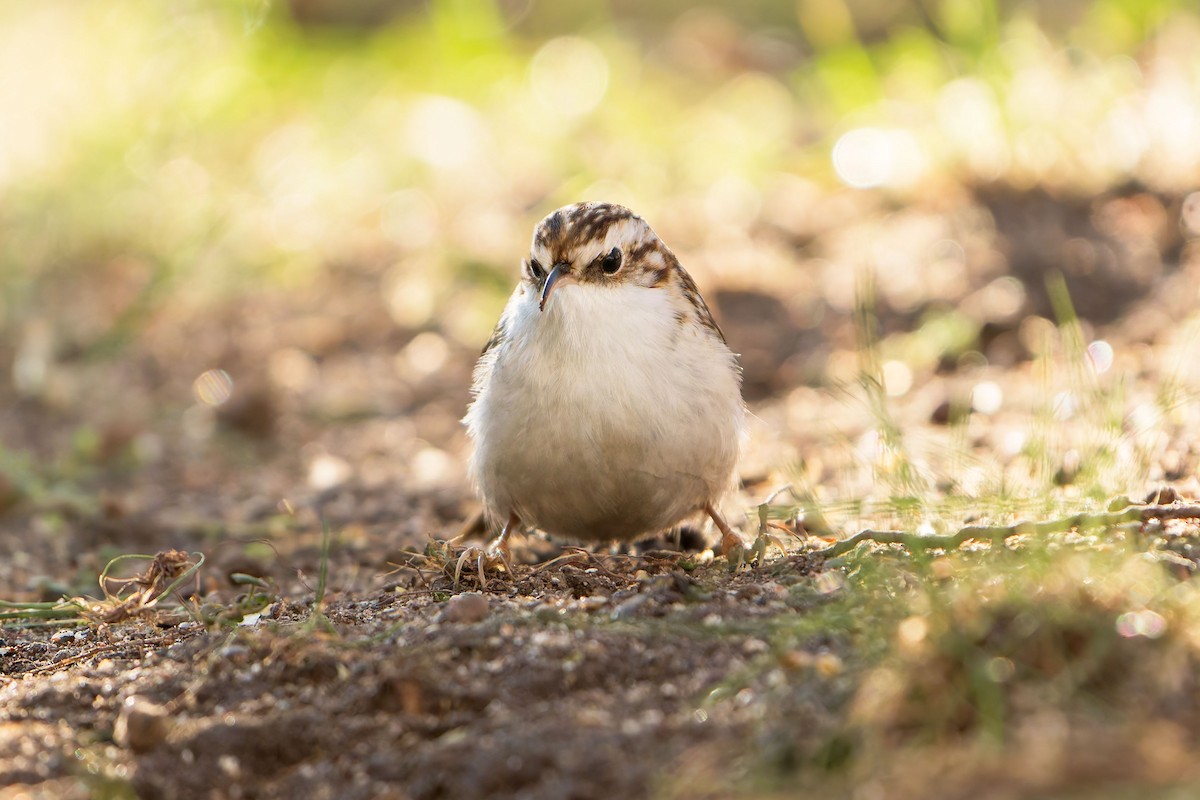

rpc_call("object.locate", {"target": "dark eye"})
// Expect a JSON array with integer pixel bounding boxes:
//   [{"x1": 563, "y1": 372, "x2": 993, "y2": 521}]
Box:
[
  {"x1": 528, "y1": 258, "x2": 544, "y2": 279},
  {"x1": 601, "y1": 247, "x2": 622, "y2": 274}
]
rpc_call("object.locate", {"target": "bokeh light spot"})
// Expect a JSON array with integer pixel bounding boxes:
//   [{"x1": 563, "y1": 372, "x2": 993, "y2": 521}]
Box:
[
  {"x1": 1086, "y1": 340, "x2": 1114, "y2": 374},
  {"x1": 193, "y1": 369, "x2": 233, "y2": 406},
  {"x1": 980, "y1": 277, "x2": 1026, "y2": 321},
  {"x1": 985, "y1": 657, "x2": 1015, "y2": 682},
  {"x1": 882, "y1": 360, "x2": 912, "y2": 397},
  {"x1": 411, "y1": 446, "x2": 455, "y2": 490},
  {"x1": 384, "y1": 268, "x2": 437, "y2": 328},
  {"x1": 399, "y1": 332, "x2": 449, "y2": 378},
  {"x1": 530, "y1": 37, "x2": 609, "y2": 120},
  {"x1": 1116, "y1": 609, "x2": 1167, "y2": 639},
  {"x1": 971, "y1": 381, "x2": 1003, "y2": 415},
  {"x1": 404, "y1": 96, "x2": 486, "y2": 169},
  {"x1": 832, "y1": 128, "x2": 924, "y2": 189},
  {"x1": 1002, "y1": 429, "x2": 1027, "y2": 455},
  {"x1": 897, "y1": 615, "x2": 928, "y2": 649},
  {"x1": 308, "y1": 453, "x2": 352, "y2": 491}
]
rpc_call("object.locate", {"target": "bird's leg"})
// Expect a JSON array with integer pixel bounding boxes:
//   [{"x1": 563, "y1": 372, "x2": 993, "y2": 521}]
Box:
[
  {"x1": 706, "y1": 502, "x2": 746, "y2": 566},
  {"x1": 454, "y1": 512, "x2": 519, "y2": 589},
  {"x1": 484, "y1": 512, "x2": 519, "y2": 574}
]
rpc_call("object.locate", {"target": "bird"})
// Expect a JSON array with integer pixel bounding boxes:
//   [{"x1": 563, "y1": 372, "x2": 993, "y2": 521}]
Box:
[{"x1": 462, "y1": 201, "x2": 746, "y2": 574}]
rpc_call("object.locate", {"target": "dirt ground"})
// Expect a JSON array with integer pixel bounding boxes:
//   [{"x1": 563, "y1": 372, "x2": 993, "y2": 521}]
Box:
[{"x1": 2, "y1": 185, "x2": 1200, "y2": 799}]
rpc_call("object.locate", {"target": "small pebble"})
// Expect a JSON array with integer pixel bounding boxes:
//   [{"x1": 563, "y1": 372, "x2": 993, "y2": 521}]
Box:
[
  {"x1": 815, "y1": 652, "x2": 844, "y2": 677},
  {"x1": 780, "y1": 650, "x2": 814, "y2": 670},
  {"x1": 610, "y1": 593, "x2": 652, "y2": 620},
  {"x1": 442, "y1": 592, "x2": 490, "y2": 624},
  {"x1": 114, "y1": 696, "x2": 170, "y2": 753},
  {"x1": 742, "y1": 638, "x2": 769, "y2": 654},
  {"x1": 578, "y1": 595, "x2": 609, "y2": 612}
]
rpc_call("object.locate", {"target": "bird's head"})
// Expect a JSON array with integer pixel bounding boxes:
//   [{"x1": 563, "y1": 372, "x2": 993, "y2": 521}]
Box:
[{"x1": 522, "y1": 202, "x2": 673, "y2": 312}]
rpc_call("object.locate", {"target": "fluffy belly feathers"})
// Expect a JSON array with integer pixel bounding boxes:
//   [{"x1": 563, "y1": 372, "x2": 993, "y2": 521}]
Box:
[{"x1": 465, "y1": 283, "x2": 743, "y2": 542}]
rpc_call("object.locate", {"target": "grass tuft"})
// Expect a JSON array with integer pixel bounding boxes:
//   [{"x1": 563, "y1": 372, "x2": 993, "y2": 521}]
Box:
[{"x1": 0, "y1": 549, "x2": 204, "y2": 626}]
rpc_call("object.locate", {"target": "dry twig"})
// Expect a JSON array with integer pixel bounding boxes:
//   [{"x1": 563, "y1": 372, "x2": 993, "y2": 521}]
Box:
[{"x1": 816, "y1": 503, "x2": 1200, "y2": 559}]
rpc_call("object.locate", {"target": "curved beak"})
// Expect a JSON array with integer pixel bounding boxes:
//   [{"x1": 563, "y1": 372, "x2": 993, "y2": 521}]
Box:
[{"x1": 539, "y1": 262, "x2": 570, "y2": 312}]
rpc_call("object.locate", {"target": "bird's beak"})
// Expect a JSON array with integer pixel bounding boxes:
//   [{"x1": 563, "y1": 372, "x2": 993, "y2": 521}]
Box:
[{"x1": 539, "y1": 262, "x2": 571, "y2": 312}]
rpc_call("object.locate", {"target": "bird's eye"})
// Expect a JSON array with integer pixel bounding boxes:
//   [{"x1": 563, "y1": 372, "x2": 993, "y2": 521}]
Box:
[
  {"x1": 528, "y1": 258, "x2": 544, "y2": 279},
  {"x1": 601, "y1": 247, "x2": 622, "y2": 274}
]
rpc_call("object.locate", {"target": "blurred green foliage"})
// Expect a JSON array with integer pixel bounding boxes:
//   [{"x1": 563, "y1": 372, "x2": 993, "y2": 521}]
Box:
[
  {"x1": 744, "y1": 536, "x2": 1200, "y2": 796},
  {"x1": 1, "y1": 0, "x2": 1198, "y2": 348}
]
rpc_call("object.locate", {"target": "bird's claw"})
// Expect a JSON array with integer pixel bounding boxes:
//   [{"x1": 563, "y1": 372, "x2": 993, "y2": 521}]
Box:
[
  {"x1": 751, "y1": 532, "x2": 785, "y2": 563},
  {"x1": 452, "y1": 542, "x2": 513, "y2": 589},
  {"x1": 723, "y1": 531, "x2": 785, "y2": 571}
]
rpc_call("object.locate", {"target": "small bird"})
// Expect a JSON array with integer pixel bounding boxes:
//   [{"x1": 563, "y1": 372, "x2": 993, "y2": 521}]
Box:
[{"x1": 463, "y1": 202, "x2": 745, "y2": 569}]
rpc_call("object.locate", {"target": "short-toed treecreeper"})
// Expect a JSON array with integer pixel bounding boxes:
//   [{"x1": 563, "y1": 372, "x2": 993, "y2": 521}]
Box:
[{"x1": 464, "y1": 202, "x2": 746, "y2": 566}]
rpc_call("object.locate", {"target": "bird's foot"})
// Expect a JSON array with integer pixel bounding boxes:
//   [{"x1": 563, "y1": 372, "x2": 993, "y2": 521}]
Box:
[
  {"x1": 452, "y1": 512, "x2": 521, "y2": 589},
  {"x1": 708, "y1": 500, "x2": 792, "y2": 570},
  {"x1": 720, "y1": 534, "x2": 748, "y2": 571},
  {"x1": 724, "y1": 530, "x2": 791, "y2": 570},
  {"x1": 452, "y1": 540, "x2": 513, "y2": 589},
  {"x1": 746, "y1": 530, "x2": 788, "y2": 566},
  {"x1": 707, "y1": 502, "x2": 753, "y2": 570}
]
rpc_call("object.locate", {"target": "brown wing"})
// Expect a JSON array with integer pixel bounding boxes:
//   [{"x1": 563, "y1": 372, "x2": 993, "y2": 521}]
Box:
[{"x1": 675, "y1": 266, "x2": 727, "y2": 344}]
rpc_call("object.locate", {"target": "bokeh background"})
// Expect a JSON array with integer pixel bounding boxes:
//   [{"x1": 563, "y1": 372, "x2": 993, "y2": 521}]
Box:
[
  {"x1": 5, "y1": 3, "x2": 1200, "y2": 798},
  {"x1": 1, "y1": 0, "x2": 1199, "y2": 583}
]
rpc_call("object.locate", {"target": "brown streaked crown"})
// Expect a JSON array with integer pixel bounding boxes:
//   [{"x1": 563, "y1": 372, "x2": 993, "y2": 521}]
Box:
[
  {"x1": 532, "y1": 202, "x2": 637, "y2": 266},
  {"x1": 514, "y1": 202, "x2": 728, "y2": 343}
]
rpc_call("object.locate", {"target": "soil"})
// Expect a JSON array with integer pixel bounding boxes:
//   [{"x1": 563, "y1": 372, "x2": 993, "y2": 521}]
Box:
[{"x1": 2, "y1": 186, "x2": 1199, "y2": 799}]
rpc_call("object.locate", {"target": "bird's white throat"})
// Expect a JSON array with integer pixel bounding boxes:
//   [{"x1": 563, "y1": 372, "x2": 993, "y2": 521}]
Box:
[{"x1": 511, "y1": 280, "x2": 686, "y2": 381}]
